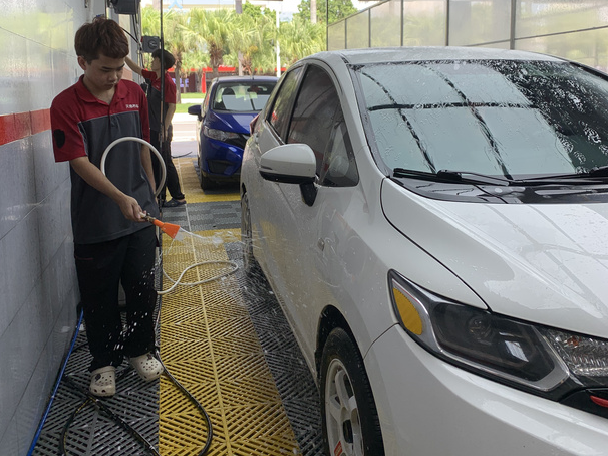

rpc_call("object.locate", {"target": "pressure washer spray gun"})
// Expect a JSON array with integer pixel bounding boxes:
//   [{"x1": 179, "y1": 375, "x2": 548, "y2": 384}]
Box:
[{"x1": 141, "y1": 213, "x2": 186, "y2": 241}]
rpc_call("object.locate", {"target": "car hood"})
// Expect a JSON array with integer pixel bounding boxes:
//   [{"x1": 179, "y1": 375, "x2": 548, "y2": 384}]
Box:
[
  {"x1": 208, "y1": 110, "x2": 255, "y2": 135},
  {"x1": 381, "y1": 180, "x2": 608, "y2": 339}
]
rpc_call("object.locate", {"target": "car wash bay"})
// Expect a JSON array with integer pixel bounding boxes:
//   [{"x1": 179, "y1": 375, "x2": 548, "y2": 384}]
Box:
[{"x1": 30, "y1": 114, "x2": 324, "y2": 456}]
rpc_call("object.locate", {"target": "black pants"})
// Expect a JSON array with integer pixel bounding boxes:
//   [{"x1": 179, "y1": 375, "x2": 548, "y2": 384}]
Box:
[
  {"x1": 74, "y1": 226, "x2": 158, "y2": 372},
  {"x1": 150, "y1": 127, "x2": 185, "y2": 202}
]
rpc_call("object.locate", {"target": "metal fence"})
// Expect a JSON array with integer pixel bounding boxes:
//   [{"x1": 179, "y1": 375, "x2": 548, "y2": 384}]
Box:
[{"x1": 328, "y1": 0, "x2": 608, "y2": 71}]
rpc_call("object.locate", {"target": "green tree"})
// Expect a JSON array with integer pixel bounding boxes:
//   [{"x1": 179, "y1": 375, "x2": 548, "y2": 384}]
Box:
[
  {"x1": 226, "y1": 13, "x2": 277, "y2": 75},
  {"x1": 181, "y1": 49, "x2": 210, "y2": 92},
  {"x1": 141, "y1": 6, "x2": 161, "y2": 36},
  {"x1": 242, "y1": 1, "x2": 271, "y2": 20},
  {"x1": 141, "y1": 3, "x2": 326, "y2": 88},
  {"x1": 183, "y1": 9, "x2": 236, "y2": 80},
  {"x1": 295, "y1": 0, "x2": 357, "y2": 24},
  {"x1": 163, "y1": 11, "x2": 189, "y2": 103},
  {"x1": 279, "y1": 18, "x2": 325, "y2": 65}
]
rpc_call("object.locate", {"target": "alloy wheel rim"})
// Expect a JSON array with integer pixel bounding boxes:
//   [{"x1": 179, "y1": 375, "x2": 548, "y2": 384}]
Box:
[
  {"x1": 325, "y1": 358, "x2": 363, "y2": 456},
  {"x1": 242, "y1": 197, "x2": 253, "y2": 271}
]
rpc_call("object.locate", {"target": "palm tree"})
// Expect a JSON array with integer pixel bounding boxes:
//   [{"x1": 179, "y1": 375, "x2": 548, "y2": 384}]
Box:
[
  {"x1": 141, "y1": 6, "x2": 161, "y2": 37},
  {"x1": 224, "y1": 14, "x2": 256, "y2": 74},
  {"x1": 163, "y1": 11, "x2": 189, "y2": 103},
  {"x1": 249, "y1": 16, "x2": 279, "y2": 74},
  {"x1": 183, "y1": 9, "x2": 236, "y2": 80},
  {"x1": 226, "y1": 13, "x2": 277, "y2": 75},
  {"x1": 182, "y1": 49, "x2": 210, "y2": 92},
  {"x1": 279, "y1": 17, "x2": 325, "y2": 66}
]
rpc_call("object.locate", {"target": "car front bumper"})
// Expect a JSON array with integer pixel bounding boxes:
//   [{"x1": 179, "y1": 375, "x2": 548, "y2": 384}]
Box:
[
  {"x1": 200, "y1": 137, "x2": 243, "y2": 178},
  {"x1": 365, "y1": 324, "x2": 608, "y2": 456}
]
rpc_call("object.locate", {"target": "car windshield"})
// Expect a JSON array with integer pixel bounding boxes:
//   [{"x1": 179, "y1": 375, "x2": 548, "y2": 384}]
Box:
[
  {"x1": 212, "y1": 81, "x2": 275, "y2": 112},
  {"x1": 353, "y1": 59, "x2": 608, "y2": 180}
]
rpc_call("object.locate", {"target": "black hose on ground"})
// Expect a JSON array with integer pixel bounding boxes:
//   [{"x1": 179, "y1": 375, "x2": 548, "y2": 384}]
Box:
[
  {"x1": 48, "y1": 235, "x2": 214, "y2": 456},
  {"x1": 60, "y1": 375, "x2": 162, "y2": 456}
]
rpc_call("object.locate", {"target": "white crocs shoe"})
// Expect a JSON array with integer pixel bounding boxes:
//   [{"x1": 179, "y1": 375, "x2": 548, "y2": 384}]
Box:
[
  {"x1": 89, "y1": 366, "x2": 116, "y2": 397},
  {"x1": 129, "y1": 353, "x2": 163, "y2": 382}
]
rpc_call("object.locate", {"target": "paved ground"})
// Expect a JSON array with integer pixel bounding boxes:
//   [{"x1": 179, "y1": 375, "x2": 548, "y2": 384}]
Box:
[{"x1": 171, "y1": 112, "x2": 199, "y2": 159}]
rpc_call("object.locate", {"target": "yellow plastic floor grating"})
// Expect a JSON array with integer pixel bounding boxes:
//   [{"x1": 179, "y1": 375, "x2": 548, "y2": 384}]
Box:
[
  {"x1": 174, "y1": 157, "x2": 240, "y2": 203},
  {"x1": 159, "y1": 226, "x2": 302, "y2": 456}
]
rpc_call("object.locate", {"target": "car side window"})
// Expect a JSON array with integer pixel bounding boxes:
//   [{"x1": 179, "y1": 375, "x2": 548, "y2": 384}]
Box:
[
  {"x1": 202, "y1": 86, "x2": 211, "y2": 117},
  {"x1": 268, "y1": 67, "x2": 302, "y2": 139},
  {"x1": 320, "y1": 109, "x2": 358, "y2": 187},
  {"x1": 287, "y1": 64, "x2": 358, "y2": 187}
]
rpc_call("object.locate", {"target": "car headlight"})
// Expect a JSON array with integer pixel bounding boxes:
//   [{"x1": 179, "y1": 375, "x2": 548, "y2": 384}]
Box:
[
  {"x1": 388, "y1": 270, "x2": 608, "y2": 406},
  {"x1": 204, "y1": 126, "x2": 240, "y2": 142}
]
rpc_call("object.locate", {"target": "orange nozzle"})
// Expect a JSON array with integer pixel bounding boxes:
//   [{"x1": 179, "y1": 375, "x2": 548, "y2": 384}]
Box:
[
  {"x1": 159, "y1": 221, "x2": 181, "y2": 239},
  {"x1": 142, "y1": 214, "x2": 182, "y2": 239}
]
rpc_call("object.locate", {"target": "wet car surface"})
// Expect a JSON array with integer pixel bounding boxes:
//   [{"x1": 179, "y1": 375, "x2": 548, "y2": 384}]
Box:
[{"x1": 240, "y1": 47, "x2": 608, "y2": 456}]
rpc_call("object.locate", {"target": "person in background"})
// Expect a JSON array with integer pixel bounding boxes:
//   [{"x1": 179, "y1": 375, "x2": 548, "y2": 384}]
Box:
[
  {"x1": 126, "y1": 49, "x2": 187, "y2": 207},
  {"x1": 50, "y1": 17, "x2": 163, "y2": 397}
]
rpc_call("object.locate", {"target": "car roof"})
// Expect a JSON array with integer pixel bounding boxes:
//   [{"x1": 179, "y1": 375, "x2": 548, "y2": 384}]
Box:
[
  {"x1": 211, "y1": 75, "x2": 278, "y2": 84},
  {"x1": 308, "y1": 46, "x2": 566, "y2": 65}
]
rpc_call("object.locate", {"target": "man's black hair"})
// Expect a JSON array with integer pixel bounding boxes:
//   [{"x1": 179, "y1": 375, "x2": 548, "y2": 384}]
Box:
[{"x1": 152, "y1": 49, "x2": 176, "y2": 69}]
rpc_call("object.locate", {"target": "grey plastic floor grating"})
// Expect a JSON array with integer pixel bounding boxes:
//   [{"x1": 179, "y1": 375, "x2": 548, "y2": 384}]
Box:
[
  {"x1": 31, "y1": 321, "x2": 161, "y2": 456},
  {"x1": 225, "y1": 243, "x2": 325, "y2": 456}
]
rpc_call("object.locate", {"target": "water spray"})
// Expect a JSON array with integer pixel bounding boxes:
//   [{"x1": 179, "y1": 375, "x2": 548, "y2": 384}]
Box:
[{"x1": 101, "y1": 137, "x2": 239, "y2": 293}]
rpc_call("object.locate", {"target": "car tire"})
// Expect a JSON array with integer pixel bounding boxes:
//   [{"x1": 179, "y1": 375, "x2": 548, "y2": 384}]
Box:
[
  {"x1": 200, "y1": 173, "x2": 216, "y2": 191},
  {"x1": 321, "y1": 327, "x2": 385, "y2": 456},
  {"x1": 241, "y1": 192, "x2": 261, "y2": 276},
  {"x1": 198, "y1": 155, "x2": 215, "y2": 191}
]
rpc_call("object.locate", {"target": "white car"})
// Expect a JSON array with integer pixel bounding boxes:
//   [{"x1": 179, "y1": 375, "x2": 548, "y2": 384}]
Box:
[{"x1": 240, "y1": 47, "x2": 608, "y2": 456}]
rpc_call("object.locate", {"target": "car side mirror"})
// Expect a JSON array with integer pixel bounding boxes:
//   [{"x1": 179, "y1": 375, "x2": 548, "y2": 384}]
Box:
[
  {"x1": 259, "y1": 144, "x2": 318, "y2": 206},
  {"x1": 187, "y1": 104, "x2": 203, "y2": 121}
]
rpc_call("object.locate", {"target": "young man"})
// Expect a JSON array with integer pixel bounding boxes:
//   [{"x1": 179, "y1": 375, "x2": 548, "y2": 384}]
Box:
[
  {"x1": 125, "y1": 49, "x2": 187, "y2": 207},
  {"x1": 50, "y1": 17, "x2": 163, "y2": 397}
]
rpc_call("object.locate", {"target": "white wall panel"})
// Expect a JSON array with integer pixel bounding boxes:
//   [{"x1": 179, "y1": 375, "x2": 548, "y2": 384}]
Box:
[
  {"x1": 0, "y1": 419, "x2": 19, "y2": 456},
  {"x1": 0, "y1": 28, "x2": 30, "y2": 115},
  {"x1": 0, "y1": 0, "x2": 99, "y2": 452}
]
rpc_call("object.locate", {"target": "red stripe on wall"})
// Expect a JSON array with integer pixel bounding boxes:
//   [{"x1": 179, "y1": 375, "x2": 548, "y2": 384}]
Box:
[
  {"x1": 0, "y1": 108, "x2": 51, "y2": 146},
  {"x1": 31, "y1": 109, "x2": 51, "y2": 135}
]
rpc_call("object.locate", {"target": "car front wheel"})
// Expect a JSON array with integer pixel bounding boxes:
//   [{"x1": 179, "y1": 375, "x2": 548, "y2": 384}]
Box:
[
  {"x1": 241, "y1": 192, "x2": 260, "y2": 276},
  {"x1": 321, "y1": 327, "x2": 385, "y2": 456},
  {"x1": 198, "y1": 155, "x2": 216, "y2": 191}
]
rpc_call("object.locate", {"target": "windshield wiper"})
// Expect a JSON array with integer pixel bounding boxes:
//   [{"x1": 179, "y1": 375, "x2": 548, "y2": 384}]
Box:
[
  {"x1": 394, "y1": 167, "x2": 608, "y2": 187},
  {"x1": 509, "y1": 166, "x2": 608, "y2": 184},
  {"x1": 392, "y1": 168, "x2": 511, "y2": 186},
  {"x1": 587, "y1": 166, "x2": 608, "y2": 177}
]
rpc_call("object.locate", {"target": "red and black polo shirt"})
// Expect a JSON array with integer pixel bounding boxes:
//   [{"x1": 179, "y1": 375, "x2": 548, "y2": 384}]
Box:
[
  {"x1": 141, "y1": 69, "x2": 177, "y2": 104},
  {"x1": 51, "y1": 75, "x2": 159, "y2": 244},
  {"x1": 141, "y1": 69, "x2": 177, "y2": 133}
]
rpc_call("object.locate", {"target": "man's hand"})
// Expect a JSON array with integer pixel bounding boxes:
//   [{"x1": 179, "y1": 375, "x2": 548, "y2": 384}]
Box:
[
  {"x1": 117, "y1": 194, "x2": 145, "y2": 222},
  {"x1": 125, "y1": 56, "x2": 143, "y2": 76}
]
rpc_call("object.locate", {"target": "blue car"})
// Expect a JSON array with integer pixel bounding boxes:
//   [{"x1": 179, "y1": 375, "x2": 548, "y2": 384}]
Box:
[{"x1": 188, "y1": 75, "x2": 278, "y2": 189}]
